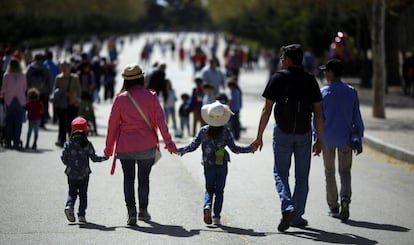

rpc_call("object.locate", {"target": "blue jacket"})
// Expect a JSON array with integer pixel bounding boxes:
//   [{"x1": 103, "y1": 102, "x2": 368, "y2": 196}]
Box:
[
  {"x1": 177, "y1": 125, "x2": 251, "y2": 167},
  {"x1": 320, "y1": 81, "x2": 364, "y2": 147}
]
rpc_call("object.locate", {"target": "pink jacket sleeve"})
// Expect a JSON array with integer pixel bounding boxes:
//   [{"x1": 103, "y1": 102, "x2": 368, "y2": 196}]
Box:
[{"x1": 104, "y1": 96, "x2": 121, "y2": 156}]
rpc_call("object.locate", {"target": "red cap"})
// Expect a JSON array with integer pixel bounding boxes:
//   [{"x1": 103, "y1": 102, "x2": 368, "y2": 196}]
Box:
[{"x1": 71, "y1": 117, "x2": 88, "y2": 132}]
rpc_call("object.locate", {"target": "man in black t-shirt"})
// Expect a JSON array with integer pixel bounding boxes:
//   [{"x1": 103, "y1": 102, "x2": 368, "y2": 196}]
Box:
[{"x1": 252, "y1": 44, "x2": 323, "y2": 232}]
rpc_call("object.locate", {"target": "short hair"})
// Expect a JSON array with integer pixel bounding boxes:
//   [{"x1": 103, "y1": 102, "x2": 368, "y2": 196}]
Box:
[
  {"x1": 27, "y1": 88, "x2": 40, "y2": 100},
  {"x1": 280, "y1": 44, "x2": 303, "y2": 65}
]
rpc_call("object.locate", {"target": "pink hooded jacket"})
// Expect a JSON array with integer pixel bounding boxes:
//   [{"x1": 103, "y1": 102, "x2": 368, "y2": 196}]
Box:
[{"x1": 104, "y1": 85, "x2": 175, "y2": 156}]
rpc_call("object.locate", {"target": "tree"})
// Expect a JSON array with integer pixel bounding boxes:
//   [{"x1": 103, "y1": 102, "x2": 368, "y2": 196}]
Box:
[{"x1": 371, "y1": 0, "x2": 386, "y2": 118}]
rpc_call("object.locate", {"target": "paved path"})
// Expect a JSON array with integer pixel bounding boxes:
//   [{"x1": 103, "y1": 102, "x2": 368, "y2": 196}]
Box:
[{"x1": 1, "y1": 32, "x2": 413, "y2": 245}]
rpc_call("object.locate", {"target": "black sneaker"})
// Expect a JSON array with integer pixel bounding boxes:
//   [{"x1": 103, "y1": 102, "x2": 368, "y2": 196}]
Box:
[
  {"x1": 290, "y1": 218, "x2": 308, "y2": 228},
  {"x1": 340, "y1": 200, "x2": 350, "y2": 221},
  {"x1": 328, "y1": 207, "x2": 340, "y2": 218},
  {"x1": 127, "y1": 217, "x2": 137, "y2": 226},
  {"x1": 138, "y1": 209, "x2": 151, "y2": 221},
  {"x1": 127, "y1": 206, "x2": 137, "y2": 226},
  {"x1": 277, "y1": 210, "x2": 294, "y2": 232}
]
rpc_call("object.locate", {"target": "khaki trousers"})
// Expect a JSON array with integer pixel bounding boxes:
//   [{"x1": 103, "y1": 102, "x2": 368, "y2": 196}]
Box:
[{"x1": 322, "y1": 145, "x2": 352, "y2": 209}]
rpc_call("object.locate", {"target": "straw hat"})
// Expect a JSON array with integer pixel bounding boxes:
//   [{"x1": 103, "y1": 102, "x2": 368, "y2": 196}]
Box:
[
  {"x1": 201, "y1": 101, "x2": 234, "y2": 127},
  {"x1": 122, "y1": 64, "x2": 144, "y2": 80}
]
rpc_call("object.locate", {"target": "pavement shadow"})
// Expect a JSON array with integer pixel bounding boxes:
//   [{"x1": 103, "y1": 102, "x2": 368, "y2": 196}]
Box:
[
  {"x1": 77, "y1": 222, "x2": 116, "y2": 231},
  {"x1": 286, "y1": 227, "x2": 378, "y2": 245},
  {"x1": 344, "y1": 219, "x2": 410, "y2": 232},
  {"x1": 17, "y1": 148, "x2": 54, "y2": 154},
  {"x1": 218, "y1": 225, "x2": 266, "y2": 237},
  {"x1": 126, "y1": 220, "x2": 200, "y2": 237}
]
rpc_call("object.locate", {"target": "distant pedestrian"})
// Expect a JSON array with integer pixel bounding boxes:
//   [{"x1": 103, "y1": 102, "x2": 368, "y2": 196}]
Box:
[
  {"x1": 102, "y1": 58, "x2": 116, "y2": 102},
  {"x1": 202, "y1": 83, "x2": 216, "y2": 106},
  {"x1": 163, "y1": 79, "x2": 177, "y2": 130},
  {"x1": 61, "y1": 117, "x2": 108, "y2": 223},
  {"x1": 402, "y1": 55, "x2": 414, "y2": 96},
  {"x1": 189, "y1": 77, "x2": 205, "y2": 136},
  {"x1": 191, "y1": 46, "x2": 207, "y2": 74},
  {"x1": 201, "y1": 57, "x2": 225, "y2": 98},
  {"x1": 54, "y1": 61, "x2": 81, "y2": 148},
  {"x1": 1, "y1": 58, "x2": 26, "y2": 150},
  {"x1": 319, "y1": 59, "x2": 364, "y2": 221},
  {"x1": 176, "y1": 101, "x2": 257, "y2": 225},
  {"x1": 26, "y1": 53, "x2": 51, "y2": 129},
  {"x1": 178, "y1": 93, "x2": 191, "y2": 138},
  {"x1": 43, "y1": 50, "x2": 60, "y2": 123},
  {"x1": 147, "y1": 63, "x2": 168, "y2": 101},
  {"x1": 252, "y1": 44, "x2": 323, "y2": 232},
  {"x1": 227, "y1": 77, "x2": 242, "y2": 140},
  {"x1": 25, "y1": 88, "x2": 44, "y2": 150}
]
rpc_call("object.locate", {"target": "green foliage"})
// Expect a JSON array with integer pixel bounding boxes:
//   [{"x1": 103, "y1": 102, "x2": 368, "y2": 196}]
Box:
[{"x1": 0, "y1": 0, "x2": 146, "y2": 47}]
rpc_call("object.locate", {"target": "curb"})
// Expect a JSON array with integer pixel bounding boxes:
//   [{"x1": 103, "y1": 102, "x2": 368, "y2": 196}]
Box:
[{"x1": 363, "y1": 135, "x2": 414, "y2": 164}]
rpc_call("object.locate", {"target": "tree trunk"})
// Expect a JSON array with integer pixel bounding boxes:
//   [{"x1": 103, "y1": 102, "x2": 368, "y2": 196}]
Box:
[{"x1": 371, "y1": 0, "x2": 386, "y2": 118}]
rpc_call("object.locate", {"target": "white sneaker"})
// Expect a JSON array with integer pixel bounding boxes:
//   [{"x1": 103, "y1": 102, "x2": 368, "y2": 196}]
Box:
[{"x1": 213, "y1": 217, "x2": 221, "y2": 225}]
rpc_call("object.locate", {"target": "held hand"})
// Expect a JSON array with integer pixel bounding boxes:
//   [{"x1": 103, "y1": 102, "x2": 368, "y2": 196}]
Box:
[
  {"x1": 165, "y1": 142, "x2": 177, "y2": 154},
  {"x1": 312, "y1": 139, "x2": 322, "y2": 156},
  {"x1": 250, "y1": 143, "x2": 258, "y2": 153},
  {"x1": 251, "y1": 138, "x2": 263, "y2": 152}
]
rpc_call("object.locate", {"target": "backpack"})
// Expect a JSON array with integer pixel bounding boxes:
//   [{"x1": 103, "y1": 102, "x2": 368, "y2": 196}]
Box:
[
  {"x1": 28, "y1": 65, "x2": 48, "y2": 93},
  {"x1": 273, "y1": 70, "x2": 313, "y2": 134}
]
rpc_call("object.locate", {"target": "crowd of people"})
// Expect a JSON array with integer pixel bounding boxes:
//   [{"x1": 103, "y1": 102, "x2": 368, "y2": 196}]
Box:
[{"x1": 0, "y1": 37, "x2": 119, "y2": 150}]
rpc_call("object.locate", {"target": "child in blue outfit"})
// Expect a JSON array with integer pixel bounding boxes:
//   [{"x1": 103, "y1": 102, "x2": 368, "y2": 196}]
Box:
[
  {"x1": 176, "y1": 101, "x2": 256, "y2": 225},
  {"x1": 61, "y1": 117, "x2": 108, "y2": 223}
]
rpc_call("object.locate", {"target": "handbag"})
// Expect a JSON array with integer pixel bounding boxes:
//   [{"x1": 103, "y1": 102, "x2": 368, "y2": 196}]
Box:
[{"x1": 127, "y1": 91, "x2": 162, "y2": 163}]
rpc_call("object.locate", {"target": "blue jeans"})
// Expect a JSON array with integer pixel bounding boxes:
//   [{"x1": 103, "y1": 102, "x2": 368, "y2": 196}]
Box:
[
  {"x1": 26, "y1": 119, "x2": 40, "y2": 146},
  {"x1": 121, "y1": 158, "x2": 154, "y2": 211},
  {"x1": 66, "y1": 176, "x2": 89, "y2": 217},
  {"x1": 5, "y1": 97, "x2": 24, "y2": 148},
  {"x1": 273, "y1": 126, "x2": 312, "y2": 222},
  {"x1": 204, "y1": 165, "x2": 228, "y2": 219}
]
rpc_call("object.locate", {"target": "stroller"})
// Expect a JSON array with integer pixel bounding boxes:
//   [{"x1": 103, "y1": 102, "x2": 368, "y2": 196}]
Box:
[{"x1": 78, "y1": 100, "x2": 98, "y2": 136}]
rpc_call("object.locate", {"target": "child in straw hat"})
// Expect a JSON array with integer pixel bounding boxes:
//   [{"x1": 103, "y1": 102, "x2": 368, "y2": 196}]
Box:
[{"x1": 176, "y1": 101, "x2": 257, "y2": 226}]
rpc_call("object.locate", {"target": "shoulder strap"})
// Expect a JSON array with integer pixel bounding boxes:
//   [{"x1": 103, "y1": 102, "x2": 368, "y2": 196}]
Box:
[{"x1": 126, "y1": 91, "x2": 152, "y2": 129}]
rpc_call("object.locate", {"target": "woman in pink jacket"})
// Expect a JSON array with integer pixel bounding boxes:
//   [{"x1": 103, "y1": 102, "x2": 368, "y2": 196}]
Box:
[
  {"x1": 104, "y1": 64, "x2": 176, "y2": 226},
  {"x1": 1, "y1": 59, "x2": 26, "y2": 150}
]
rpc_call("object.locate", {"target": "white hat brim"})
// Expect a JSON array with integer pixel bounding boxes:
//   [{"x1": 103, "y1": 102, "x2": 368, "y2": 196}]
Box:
[{"x1": 201, "y1": 102, "x2": 232, "y2": 127}]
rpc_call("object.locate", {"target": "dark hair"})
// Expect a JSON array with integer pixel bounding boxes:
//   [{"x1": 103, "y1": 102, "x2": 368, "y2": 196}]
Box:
[
  {"x1": 280, "y1": 44, "x2": 303, "y2": 65},
  {"x1": 27, "y1": 88, "x2": 40, "y2": 100},
  {"x1": 71, "y1": 131, "x2": 89, "y2": 147},
  {"x1": 181, "y1": 93, "x2": 189, "y2": 101},
  {"x1": 207, "y1": 125, "x2": 224, "y2": 140},
  {"x1": 120, "y1": 77, "x2": 145, "y2": 92}
]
